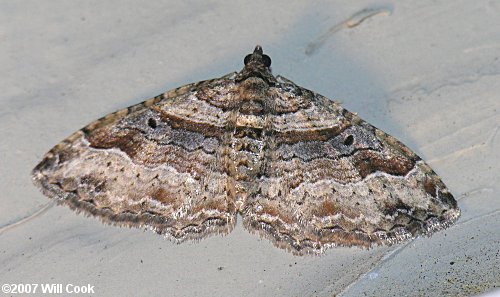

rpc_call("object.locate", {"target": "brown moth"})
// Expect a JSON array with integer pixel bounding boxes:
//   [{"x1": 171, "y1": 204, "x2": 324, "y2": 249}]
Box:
[{"x1": 33, "y1": 46, "x2": 460, "y2": 255}]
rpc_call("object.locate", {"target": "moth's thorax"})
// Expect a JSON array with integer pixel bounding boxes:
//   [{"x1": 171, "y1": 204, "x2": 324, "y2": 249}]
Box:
[{"x1": 237, "y1": 77, "x2": 269, "y2": 115}]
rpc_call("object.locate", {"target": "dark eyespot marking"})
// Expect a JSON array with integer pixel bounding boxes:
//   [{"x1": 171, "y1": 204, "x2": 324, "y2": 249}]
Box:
[
  {"x1": 344, "y1": 135, "x2": 354, "y2": 146},
  {"x1": 147, "y1": 118, "x2": 157, "y2": 129}
]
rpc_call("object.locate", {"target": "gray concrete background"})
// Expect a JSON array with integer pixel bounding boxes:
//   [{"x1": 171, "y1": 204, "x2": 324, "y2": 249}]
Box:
[{"x1": 1, "y1": 1, "x2": 499, "y2": 296}]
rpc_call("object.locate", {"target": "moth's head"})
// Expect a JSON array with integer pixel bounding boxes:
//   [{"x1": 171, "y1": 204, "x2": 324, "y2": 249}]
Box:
[
  {"x1": 236, "y1": 45, "x2": 276, "y2": 85},
  {"x1": 243, "y1": 45, "x2": 271, "y2": 68}
]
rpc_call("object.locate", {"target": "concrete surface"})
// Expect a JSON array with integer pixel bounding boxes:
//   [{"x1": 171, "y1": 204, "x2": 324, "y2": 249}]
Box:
[{"x1": 1, "y1": 1, "x2": 499, "y2": 296}]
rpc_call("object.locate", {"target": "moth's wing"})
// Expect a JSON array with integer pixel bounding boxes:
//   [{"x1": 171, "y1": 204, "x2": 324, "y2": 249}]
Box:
[
  {"x1": 33, "y1": 73, "x2": 239, "y2": 241},
  {"x1": 242, "y1": 75, "x2": 460, "y2": 255}
]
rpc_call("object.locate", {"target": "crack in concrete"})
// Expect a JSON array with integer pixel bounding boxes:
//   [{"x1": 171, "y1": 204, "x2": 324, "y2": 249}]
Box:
[
  {"x1": 305, "y1": 6, "x2": 392, "y2": 56},
  {"x1": 0, "y1": 201, "x2": 55, "y2": 235}
]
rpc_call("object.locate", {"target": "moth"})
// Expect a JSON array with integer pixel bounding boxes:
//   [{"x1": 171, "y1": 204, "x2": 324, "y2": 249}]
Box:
[{"x1": 33, "y1": 46, "x2": 460, "y2": 255}]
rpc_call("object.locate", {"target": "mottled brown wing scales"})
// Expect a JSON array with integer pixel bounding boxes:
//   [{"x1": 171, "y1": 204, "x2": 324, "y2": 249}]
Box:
[
  {"x1": 33, "y1": 80, "x2": 238, "y2": 241},
  {"x1": 33, "y1": 47, "x2": 459, "y2": 255},
  {"x1": 241, "y1": 79, "x2": 459, "y2": 255}
]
